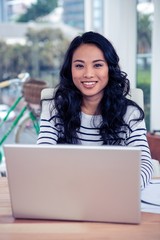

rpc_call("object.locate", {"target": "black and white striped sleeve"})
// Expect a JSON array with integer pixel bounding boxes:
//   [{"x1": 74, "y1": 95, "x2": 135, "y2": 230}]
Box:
[
  {"x1": 37, "y1": 100, "x2": 59, "y2": 145},
  {"x1": 125, "y1": 107, "x2": 153, "y2": 190}
]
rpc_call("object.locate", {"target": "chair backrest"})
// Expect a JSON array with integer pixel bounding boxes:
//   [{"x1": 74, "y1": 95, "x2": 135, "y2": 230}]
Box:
[
  {"x1": 41, "y1": 88, "x2": 54, "y2": 100},
  {"x1": 128, "y1": 88, "x2": 144, "y2": 110},
  {"x1": 41, "y1": 88, "x2": 144, "y2": 110}
]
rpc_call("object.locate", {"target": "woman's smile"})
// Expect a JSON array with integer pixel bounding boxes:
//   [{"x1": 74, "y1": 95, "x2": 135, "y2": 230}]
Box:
[{"x1": 81, "y1": 81, "x2": 98, "y2": 88}]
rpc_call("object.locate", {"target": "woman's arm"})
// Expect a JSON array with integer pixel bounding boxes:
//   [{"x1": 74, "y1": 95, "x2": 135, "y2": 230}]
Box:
[
  {"x1": 125, "y1": 107, "x2": 153, "y2": 190},
  {"x1": 37, "y1": 100, "x2": 59, "y2": 144}
]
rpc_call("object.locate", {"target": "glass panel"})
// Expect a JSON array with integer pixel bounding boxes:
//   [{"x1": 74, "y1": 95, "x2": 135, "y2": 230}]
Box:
[{"x1": 137, "y1": 0, "x2": 154, "y2": 131}]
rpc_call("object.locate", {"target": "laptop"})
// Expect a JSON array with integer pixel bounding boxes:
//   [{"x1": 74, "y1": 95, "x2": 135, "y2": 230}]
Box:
[{"x1": 3, "y1": 144, "x2": 141, "y2": 224}]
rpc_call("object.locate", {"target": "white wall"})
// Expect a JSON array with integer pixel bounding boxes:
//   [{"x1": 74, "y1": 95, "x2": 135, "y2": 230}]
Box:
[
  {"x1": 103, "y1": 0, "x2": 137, "y2": 88},
  {"x1": 150, "y1": 0, "x2": 160, "y2": 131}
]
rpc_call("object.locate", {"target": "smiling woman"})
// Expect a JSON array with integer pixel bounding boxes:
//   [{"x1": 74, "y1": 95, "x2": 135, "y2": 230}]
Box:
[{"x1": 37, "y1": 31, "x2": 153, "y2": 190}]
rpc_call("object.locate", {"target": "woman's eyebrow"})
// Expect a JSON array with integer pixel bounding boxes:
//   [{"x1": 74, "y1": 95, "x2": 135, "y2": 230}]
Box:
[
  {"x1": 93, "y1": 59, "x2": 106, "y2": 63},
  {"x1": 73, "y1": 59, "x2": 105, "y2": 63},
  {"x1": 73, "y1": 59, "x2": 84, "y2": 63}
]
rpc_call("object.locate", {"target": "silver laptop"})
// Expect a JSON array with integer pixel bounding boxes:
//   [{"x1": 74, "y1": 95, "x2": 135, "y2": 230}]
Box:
[{"x1": 4, "y1": 144, "x2": 141, "y2": 224}]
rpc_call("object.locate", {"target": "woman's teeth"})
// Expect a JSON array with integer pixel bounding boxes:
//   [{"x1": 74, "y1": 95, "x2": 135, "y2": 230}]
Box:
[{"x1": 82, "y1": 81, "x2": 96, "y2": 87}]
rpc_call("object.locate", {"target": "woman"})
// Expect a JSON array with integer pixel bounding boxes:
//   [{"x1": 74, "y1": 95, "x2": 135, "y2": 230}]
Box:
[{"x1": 37, "y1": 31, "x2": 153, "y2": 190}]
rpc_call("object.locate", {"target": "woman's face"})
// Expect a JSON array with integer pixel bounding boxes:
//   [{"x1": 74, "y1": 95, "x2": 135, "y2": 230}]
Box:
[{"x1": 71, "y1": 44, "x2": 109, "y2": 102}]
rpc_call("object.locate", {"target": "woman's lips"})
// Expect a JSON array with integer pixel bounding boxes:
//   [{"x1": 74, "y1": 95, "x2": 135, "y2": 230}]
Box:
[{"x1": 82, "y1": 81, "x2": 97, "y2": 88}]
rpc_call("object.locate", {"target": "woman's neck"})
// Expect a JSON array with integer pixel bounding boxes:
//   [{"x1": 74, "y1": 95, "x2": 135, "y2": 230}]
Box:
[{"x1": 81, "y1": 98, "x2": 101, "y2": 115}]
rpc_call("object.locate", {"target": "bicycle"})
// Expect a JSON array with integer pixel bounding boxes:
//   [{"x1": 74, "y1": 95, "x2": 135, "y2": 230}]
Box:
[{"x1": 0, "y1": 72, "x2": 47, "y2": 164}]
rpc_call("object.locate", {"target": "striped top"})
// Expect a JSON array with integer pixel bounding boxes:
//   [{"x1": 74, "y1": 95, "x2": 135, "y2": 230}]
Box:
[{"x1": 37, "y1": 100, "x2": 153, "y2": 190}]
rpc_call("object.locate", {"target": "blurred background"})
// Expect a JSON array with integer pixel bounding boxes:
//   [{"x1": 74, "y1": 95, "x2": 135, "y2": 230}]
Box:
[{"x1": 0, "y1": 0, "x2": 159, "y2": 133}]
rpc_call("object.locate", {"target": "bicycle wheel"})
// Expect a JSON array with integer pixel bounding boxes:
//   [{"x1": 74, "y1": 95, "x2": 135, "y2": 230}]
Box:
[{"x1": 15, "y1": 115, "x2": 38, "y2": 144}]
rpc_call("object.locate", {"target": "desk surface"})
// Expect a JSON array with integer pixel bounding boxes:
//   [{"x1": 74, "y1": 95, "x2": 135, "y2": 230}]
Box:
[{"x1": 0, "y1": 178, "x2": 160, "y2": 240}]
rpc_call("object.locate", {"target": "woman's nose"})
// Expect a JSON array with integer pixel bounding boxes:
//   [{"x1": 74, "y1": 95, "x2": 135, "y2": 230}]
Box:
[{"x1": 83, "y1": 67, "x2": 94, "y2": 78}]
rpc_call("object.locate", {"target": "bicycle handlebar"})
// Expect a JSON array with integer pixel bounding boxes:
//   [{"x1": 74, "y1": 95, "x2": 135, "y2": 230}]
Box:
[
  {"x1": 0, "y1": 72, "x2": 30, "y2": 88},
  {"x1": 18, "y1": 72, "x2": 30, "y2": 82}
]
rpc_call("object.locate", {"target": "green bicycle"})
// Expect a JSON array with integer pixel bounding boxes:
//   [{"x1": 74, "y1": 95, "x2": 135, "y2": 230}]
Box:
[{"x1": 0, "y1": 73, "x2": 47, "y2": 164}]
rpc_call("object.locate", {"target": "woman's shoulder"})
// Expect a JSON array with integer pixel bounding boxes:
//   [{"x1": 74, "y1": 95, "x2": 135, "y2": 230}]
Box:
[{"x1": 124, "y1": 105, "x2": 142, "y2": 122}]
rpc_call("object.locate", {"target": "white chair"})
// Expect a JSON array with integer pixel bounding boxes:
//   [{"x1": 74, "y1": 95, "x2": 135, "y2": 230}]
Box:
[
  {"x1": 41, "y1": 88, "x2": 55, "y2": 100},
  {"x1": 128, "y1": 88, "x2": 144, "y2": 110},
  {"x1": 41, "y1": 87, "x2": 144, "y2": 109}
]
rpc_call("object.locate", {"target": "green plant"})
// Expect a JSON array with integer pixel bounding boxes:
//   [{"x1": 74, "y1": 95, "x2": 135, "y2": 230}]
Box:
[{"x1": 137, "y1": 68, "x2": 151, "y2": 131}]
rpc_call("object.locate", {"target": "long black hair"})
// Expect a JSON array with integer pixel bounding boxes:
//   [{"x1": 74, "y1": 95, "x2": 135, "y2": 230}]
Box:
[{"x1": 53, "y1": 31, "x2": 144, "y2": 144}]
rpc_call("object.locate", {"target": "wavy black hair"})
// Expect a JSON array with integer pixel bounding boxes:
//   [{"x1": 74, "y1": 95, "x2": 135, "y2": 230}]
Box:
[{"x1": 52, "y1": 31, "x2": 144, "y2": 144}]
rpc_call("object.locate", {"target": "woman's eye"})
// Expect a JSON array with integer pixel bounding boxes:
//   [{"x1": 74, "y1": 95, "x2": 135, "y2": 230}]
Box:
[
  {"x1": 75, "y1": 64, "x2": 84, "y2": 68},
  {"x1": 94, "y1": 63, "x2": 103, "y2": 68}
]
